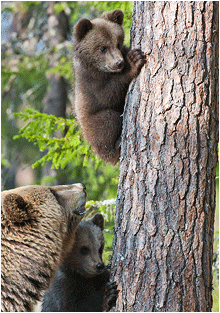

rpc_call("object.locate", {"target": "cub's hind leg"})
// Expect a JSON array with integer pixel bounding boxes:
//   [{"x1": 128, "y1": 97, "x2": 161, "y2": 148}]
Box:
[{"x1": 82, "y1": 110, "x2": 123, "y2": 165}]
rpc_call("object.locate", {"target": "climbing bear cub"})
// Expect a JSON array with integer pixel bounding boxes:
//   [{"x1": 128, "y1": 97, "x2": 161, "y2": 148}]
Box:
[
  {"x1": 42, "y1": 214, "x2": 118, "y2": 312},
  {"x1": 73, "y1": 9, "x2": 146, "y2": 165}
]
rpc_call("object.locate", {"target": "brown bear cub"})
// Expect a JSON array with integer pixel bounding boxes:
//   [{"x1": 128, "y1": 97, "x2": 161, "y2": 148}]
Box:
[
  {"x1": 1, "y1": 184, "x2": 86, "y2": 312},
  {"x1": 42, "y1": 214, "x2": 118, "y2": 312},
  {"x1": 73, "y1": 9, "x2": 146, "y2": 165}
]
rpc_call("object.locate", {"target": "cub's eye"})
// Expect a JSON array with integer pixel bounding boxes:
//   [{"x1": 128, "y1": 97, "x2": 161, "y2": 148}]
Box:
[
  {"x1": 80, "y1": 246, "x2": 89, "y2": 255},
  {"x1": 100, "y1": 46, "x2": 107, "y2": 53}
]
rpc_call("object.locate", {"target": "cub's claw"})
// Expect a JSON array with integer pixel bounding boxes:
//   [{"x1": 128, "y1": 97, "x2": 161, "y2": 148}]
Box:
[
  {"x1": 103, "y1": 281, "x2": 119, "y2": 312},
  {"x1": 127, "y1": 49, "x2": 146, "y2": 62},
  {"x1": 127, "y1": 48, "x2": 146, "y2": 76}
]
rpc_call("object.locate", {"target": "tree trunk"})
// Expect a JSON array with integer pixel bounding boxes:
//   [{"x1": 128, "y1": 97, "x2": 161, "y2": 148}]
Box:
[
  {"x1": 111, "y1": 1, "x2": 218, "y2": 312},
  {"x1": 42, "y1": 2, "x2": 69, "y2": 183}
]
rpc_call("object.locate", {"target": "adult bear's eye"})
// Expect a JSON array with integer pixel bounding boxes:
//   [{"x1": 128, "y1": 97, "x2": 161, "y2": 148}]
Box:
[
  {"x1": 100, "y1": 46, "x2": 107, "y2": 53},
  {"x1": 80, "y1": 246, "x2": 90, "y2": 255}
]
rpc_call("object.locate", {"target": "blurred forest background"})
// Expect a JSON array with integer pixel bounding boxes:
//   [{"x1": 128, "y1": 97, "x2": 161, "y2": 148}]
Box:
[{"x1": 1, "y1": 1, "x2": 219, "y2": 310}]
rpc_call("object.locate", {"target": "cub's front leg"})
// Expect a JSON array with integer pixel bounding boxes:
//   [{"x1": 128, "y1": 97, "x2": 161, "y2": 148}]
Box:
[
  {"x1": 122, "y1": 48, "x2": 146, "y2": 83},
  {"x1": 102, "y1": 281, "x2": 119, "y2": 312},
  {"x1": 127, "y1": 48, "x2": 146, "y2": 77}
]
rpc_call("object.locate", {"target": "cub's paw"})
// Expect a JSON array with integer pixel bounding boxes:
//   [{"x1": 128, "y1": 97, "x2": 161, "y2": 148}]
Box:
[
  {"x1": 127, "y1": 49, "x2": 146, "y2": 76},
  {"x1": 102, "y1": 282, "x2": 119, "y2": 312}
]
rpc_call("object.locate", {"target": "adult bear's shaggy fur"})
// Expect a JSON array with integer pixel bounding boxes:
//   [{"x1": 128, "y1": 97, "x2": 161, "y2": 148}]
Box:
[{"x1": 1, "y1": 184, "x2": 86, "y2": 312}]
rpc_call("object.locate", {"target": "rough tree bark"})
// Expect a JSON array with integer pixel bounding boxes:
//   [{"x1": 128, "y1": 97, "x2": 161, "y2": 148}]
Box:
[{"x1": 111, "y1": 1, "x2": 218, "y2": 312}]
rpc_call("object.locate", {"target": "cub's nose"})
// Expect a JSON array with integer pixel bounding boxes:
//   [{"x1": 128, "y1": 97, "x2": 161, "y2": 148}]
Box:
[
  {"x1": 96, "y1": 262, "x2": 105, "y2": 271},
  {"x1": 116, "y1": 60, "x2": 125, "y2": 69}
]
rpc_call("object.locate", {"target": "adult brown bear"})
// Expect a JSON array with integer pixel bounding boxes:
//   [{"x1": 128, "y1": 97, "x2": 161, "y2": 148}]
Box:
[{"x1": 1, "y1": 184, "x2": 86, "y2": 312}]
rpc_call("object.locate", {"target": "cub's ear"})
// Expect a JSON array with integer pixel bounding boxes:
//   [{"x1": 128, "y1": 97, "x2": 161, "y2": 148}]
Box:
[
  {"x1": 91, "y1": 213, "x2": 104, "y2": 230},
  {"x1": 74, "y1": 18, "x2": 93, "y2": 41},
  {"x1": 2, "y1": 193, "x2": 33, "y2": 224},
  {"x1": 102, "y1": 9, "x2": 124, "y2": 25}
]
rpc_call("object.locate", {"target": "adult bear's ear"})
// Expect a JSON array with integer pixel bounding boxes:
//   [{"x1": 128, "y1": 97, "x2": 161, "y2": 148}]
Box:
[
  {"x1": 74, "y1": 18, "x2": 93, "y2": 41},
  {"x1": 91, "y1": 213, "x2": 104, "y2": 231},
  {"x1": 2, "y1": 193, "x2": 33, "y2": 225},
  {"x1": 102, "y1": 9, "x2": 124, "y2": 25}
]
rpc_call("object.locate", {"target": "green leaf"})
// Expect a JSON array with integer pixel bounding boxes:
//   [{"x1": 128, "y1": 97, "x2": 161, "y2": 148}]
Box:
[{"x1": 13, "y1": 108, "x2": 99, "y2": 170}]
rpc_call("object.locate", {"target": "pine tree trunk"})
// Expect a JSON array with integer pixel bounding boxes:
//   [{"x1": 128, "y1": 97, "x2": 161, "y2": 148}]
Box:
[{"x1": 111, "y1": 1, "x2": 219, "y2": 311}]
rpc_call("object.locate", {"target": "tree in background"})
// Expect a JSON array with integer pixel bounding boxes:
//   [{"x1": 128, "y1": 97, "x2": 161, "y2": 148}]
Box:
[
  {"x1": 41, "y1": 2, "x2": 69, "y2": 183},
  {"x1": 2, "y1": 1, "x2": 47, "y2": 189},
  {"x1": 110, "y1": 1, "x2": 218, "y2": 311}
]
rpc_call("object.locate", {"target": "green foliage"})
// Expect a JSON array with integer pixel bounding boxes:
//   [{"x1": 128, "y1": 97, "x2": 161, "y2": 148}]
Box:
[
  {"x1": 63, "y1": 160, "x2": 119, "y2": 201},
  {"x1": 85, "y1": 199, "x2": 116, "y2": 263},
  {"x1": 213, "y1": 235, "x2": 219, "y2": 312},
  {"x1": 90, "y1": 1, "x2": 133, "y2": 45},
  {"x1": 1, "y1": 153, "x2": 10, "y2": 168},
  {"x1": 2, "y1": 54, "x2": 48, "y2": 111},
  {"x1": 13, "y1": 107, "x2": 120, "y2": 201},
  {"x1": 14, "y1": 108, "x2": 99, "y2": 169},
  {"x1": 46, "y1": 55, "x2": 72, "y2": 81},
  {"x1": 18, "y1": 1, "x2": 41, "y2": 10},
  {"x1": 52, "y1": 1, "x2": 133, "y2": 45},
  {"x1": 1, "y1": 1, "x2": 40, "y2": 13}
]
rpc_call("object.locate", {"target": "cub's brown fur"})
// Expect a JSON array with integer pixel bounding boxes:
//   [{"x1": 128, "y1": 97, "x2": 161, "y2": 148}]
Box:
[
  {"x1": 73, "y1": 9, "x2": 146, "y2": 165},
  {"x1": 42, "y1": 214, "x2": 118, "y2": 312},
  {"x1": 1, "y1": 184, "x2": 86, "y2": 312}
]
